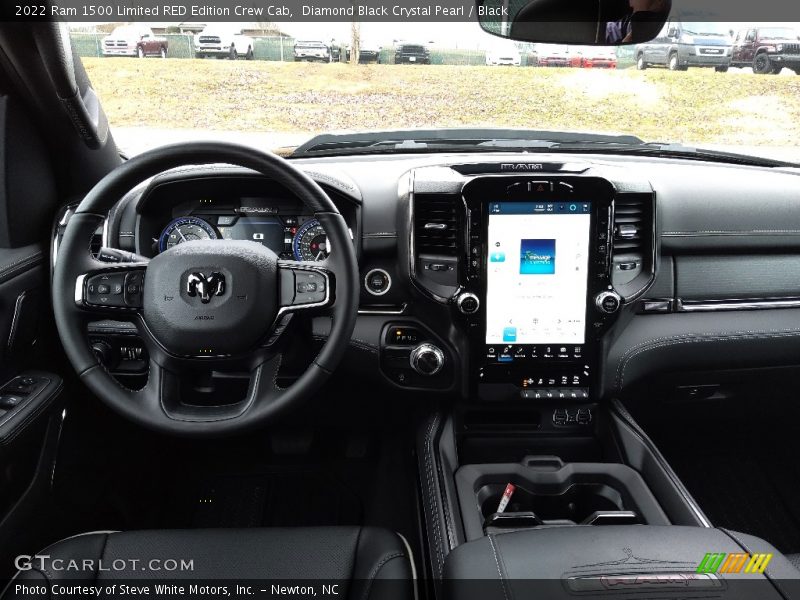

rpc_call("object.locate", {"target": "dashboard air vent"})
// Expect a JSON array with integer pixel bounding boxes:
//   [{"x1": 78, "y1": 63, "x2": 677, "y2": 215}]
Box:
[
  {"x1": 414, "y1": 194, "x2": 458, "y2": 256},
  {"x1": 611, "y1": 193, "x2": 655, "y2": 298},
  {"x1": 613, "y1": 196, "x2": 648, "y2": 254}
]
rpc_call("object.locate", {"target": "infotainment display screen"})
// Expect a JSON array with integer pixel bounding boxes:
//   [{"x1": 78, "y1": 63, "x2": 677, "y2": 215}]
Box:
[{"x1": 485, "y1": 201, "x2": 591, "y2": 345}]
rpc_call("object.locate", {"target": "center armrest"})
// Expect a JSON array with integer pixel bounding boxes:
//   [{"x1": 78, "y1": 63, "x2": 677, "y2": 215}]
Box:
[{"x1": 443, "y1": 525, "x2": 800, "y2": 600}]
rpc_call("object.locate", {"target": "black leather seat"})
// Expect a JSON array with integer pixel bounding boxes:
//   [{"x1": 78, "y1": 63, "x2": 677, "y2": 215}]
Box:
[{"x1": 3, "y1": 527, "x2": 414, "y2": 600}]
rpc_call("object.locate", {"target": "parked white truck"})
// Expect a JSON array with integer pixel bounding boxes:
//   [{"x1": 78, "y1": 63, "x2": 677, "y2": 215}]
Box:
[{"x1": 195, "y1": 27, "x2": 255, "y2": 60}]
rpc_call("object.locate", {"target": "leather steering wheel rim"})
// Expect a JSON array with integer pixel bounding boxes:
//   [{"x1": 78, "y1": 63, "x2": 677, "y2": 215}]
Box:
[{"x1": 52, "y1": 142, "x2": 359, "y2": 437}]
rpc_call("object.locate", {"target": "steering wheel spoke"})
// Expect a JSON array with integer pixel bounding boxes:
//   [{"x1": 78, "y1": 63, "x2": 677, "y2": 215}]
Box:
[
  {"x1": 75, "y1": 262, "x2": 149, "y2": 317},
  {"x1": 277, "y1": 260, "x2": 335, "y2": 314}
]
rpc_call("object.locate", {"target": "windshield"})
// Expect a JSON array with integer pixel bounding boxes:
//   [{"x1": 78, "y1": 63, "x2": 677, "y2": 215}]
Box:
[{"x1": 71, "y1": 20, "x2": 800, "y2": 163}]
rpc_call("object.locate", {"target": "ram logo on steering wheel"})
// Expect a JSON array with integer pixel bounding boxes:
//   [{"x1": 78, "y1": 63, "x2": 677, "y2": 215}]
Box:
[{"x1": 186, "y1": 272, "x2": 226, "y2": 304}]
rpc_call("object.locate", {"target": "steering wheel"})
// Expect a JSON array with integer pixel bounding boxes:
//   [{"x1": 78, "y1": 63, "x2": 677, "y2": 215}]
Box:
[{"x1": 52, "y1": 142, "x2": 359, "y2": 436}]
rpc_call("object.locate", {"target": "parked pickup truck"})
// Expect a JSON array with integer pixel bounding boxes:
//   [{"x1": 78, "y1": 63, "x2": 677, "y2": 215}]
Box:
[
  {"x1": 294, "y1": 41, "x2": 335, "y2": 62},
  {"x1": 102, "y1": 26, "x2": 168, "y2": 59},
  {"x1": 635, "y1": 20, "x2": 732, "y2": 72},
  {"x1": 394, "y1": 43, "x2": 431, "y2": 64},
  {"x1": 485, "y1": 41, "x2": 521, "y2": 66},
  {"x1": 730, "y1": 26, "x2": 800, "y2": 75},
  {"x1": 195, "y1": 27, "x2": 254, "y2": 60},
  {"x1": 346, "y1": 41, "x2": 382, "y2": 63}
]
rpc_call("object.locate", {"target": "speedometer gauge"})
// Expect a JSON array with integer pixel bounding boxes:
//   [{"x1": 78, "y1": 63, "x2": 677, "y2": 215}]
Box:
[
  {"x1": 159, "y1": 217, "x2": 218, "y2": 253},
  {"x1": 292, "y1": 219, "x2": 329, "y2": 261}
]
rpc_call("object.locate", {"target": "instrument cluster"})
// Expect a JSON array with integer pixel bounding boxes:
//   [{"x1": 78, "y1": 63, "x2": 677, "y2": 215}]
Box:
[{"x1": 157, "y1": 212, "x2": 329, "y2": 262}]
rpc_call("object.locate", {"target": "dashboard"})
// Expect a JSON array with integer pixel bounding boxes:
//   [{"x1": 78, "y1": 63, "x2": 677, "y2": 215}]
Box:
[{"x1": 86, "y1": 152, "x2": 800, "y2": 407}]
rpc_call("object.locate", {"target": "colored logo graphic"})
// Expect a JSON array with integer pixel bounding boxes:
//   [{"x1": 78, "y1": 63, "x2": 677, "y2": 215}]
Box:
[
  {"x1": 696, "y1": 552, "x2": 773, "y2": 574},
  {"x1": 502, "y1": 327, "x2": 517, "y2": 342},
  {"x1": 520, "y1": 239, "x2": 555, "y2": 275}
]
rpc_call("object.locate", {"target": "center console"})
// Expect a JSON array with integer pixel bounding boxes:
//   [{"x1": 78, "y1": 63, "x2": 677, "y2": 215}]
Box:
[
  {"x1": 458, "y1": 175, "x2": 620, "y2": 403},
  {"x1": 407, "y1": 164, "x2": 796, "y2": 598}
]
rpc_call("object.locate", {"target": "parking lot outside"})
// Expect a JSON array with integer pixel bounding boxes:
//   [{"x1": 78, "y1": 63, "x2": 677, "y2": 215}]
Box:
[{"x1": 73, "y1": 28, "x2": 800, "y2": 163}]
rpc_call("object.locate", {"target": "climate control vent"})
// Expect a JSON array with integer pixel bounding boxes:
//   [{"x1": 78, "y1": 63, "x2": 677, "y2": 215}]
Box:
[
  {"x1": 414, "y1": 194, "x2": 459, "y2": 256},
  {"x1": 613, "y1": 197, "x2": 647, "y2": 253},
  {"x1": 611, "y1": 193, "x2": 655, "y2": 299},
  {"x1": 411, "y1": 192, "x2": 460, "y2": 301}
]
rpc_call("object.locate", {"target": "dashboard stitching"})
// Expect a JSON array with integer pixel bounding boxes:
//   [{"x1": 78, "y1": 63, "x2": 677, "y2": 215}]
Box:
[
  {"x1": 614, "y1": 327, "x2": 800, "y2": 387},
  {"x1": 616, "y1": 328, "x2": 800, "y2": 390}
]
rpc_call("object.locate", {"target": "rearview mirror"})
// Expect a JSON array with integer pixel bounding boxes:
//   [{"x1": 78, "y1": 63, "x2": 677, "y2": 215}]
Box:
[{"x1": 476, "y1": 0, "x2": 671, "y2": 45}]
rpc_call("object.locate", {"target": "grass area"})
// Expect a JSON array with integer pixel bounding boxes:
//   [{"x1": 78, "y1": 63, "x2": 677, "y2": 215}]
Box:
[{"x1": 83, "y1": 58, "x2": 800, "y2": 146}]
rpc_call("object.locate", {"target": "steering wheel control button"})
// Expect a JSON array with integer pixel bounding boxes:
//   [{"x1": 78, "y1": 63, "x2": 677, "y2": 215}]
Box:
[
  {"x1": 364, "y1": 268, "x2": 391, "y2": 296},
  {"x1": 456, "y1": 292, "x2": 480, "y2": 315},
  {"x1": 409, "y1": 343, "x2": 445, "y2": 376},
  {"x1": 123, "y1": 271, "x2": 145, "y2": 307},
  {"x1": 86, "y1": 273, "x2": 128, "y2": 308},
  {"x1": 292, "y1": 270, "x2": 327, "y2": 305},
  {"x1": 595, "y1": 290, "x2": 622, "y2": 314}
]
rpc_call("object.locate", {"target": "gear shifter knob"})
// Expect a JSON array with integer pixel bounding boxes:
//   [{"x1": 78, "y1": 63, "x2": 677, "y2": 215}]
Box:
[{"x1": 409, "y1": 343, "x2": 445, "y2": 376}]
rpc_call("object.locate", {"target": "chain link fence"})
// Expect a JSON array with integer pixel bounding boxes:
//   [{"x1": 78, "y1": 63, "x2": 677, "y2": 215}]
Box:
[{"x1": 71, "y1": 32, "x2": 555, "y2": 66}]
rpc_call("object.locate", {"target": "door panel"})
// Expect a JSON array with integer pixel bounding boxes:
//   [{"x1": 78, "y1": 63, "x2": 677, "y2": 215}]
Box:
[{"x1": 0, "y1": 244, "x2": 46, "y2": 383}]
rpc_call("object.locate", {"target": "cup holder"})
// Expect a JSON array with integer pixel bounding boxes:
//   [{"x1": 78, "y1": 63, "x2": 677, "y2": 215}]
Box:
[
  {"x1": 478, "y1": 482, "x2": 640, "y2": 533},
  {"x1": 455, "y1": 460, "x2": 669, "y2": 541}
]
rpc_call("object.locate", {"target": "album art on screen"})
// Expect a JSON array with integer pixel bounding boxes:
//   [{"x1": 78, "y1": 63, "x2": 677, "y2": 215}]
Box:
[{"x1": 519, "y1": 239, "x2": 556, "y2": 275}]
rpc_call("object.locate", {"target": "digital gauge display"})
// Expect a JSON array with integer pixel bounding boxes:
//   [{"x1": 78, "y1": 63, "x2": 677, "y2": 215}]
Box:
[
  {"x1": 292, "y1": 219, "x2": 329, "y2": 261},
  {"x1": 157, "y1": 215, "x2": 329, "y2": 262},
  {"x1": 158, "y1": 217, "x2": 218, "y2": 252}
]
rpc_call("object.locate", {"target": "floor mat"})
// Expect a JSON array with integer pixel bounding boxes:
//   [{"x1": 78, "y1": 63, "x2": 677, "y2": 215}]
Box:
[
  {"x1": 169, "y1": 472, "x2": 363, "y2": 529},
  {"x1": 648, "y1": 420, "x2": 800, "y2": 554}
]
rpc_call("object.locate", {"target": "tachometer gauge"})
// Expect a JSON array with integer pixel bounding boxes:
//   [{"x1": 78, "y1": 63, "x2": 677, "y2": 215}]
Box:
[
  {"x1": 292, "y1": 219, "x2": 329, "y2": 261},
  {"x1": 159, "y1": 217, "x2": 218, "y2": 253}
]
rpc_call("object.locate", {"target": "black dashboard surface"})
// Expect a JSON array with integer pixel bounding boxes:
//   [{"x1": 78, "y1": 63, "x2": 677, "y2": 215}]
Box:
[{"x1": 98, "y1": 152, "x2": 800, "y2": 400}]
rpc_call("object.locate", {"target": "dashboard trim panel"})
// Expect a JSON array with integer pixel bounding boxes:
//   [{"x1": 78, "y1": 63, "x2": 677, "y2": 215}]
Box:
[{"x1": 676, "y1": 297, "x2": 800, "y2": 312}]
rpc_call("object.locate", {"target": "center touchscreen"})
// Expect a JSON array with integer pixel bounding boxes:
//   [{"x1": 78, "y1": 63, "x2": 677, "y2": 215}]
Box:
[{"x1": 485, "y1": 201, "x2": 591, "y2": 346}]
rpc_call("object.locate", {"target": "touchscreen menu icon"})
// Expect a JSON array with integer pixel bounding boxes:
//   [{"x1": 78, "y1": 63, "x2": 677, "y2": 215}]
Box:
[
  {"x1": 502, "y1": 327, "x2": 517, "y2": 342},
  {"x1": 520, "y1": 239, "x2": 556, "y2": 275}
]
